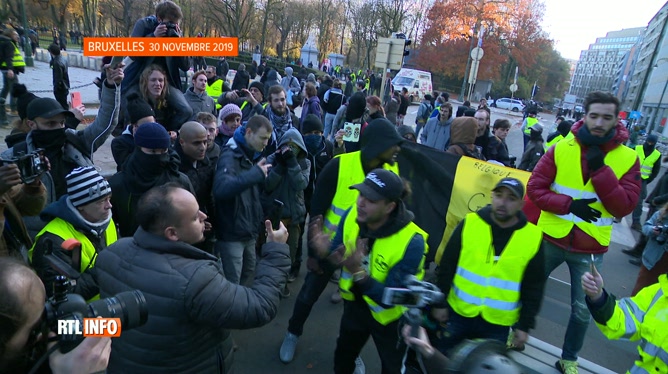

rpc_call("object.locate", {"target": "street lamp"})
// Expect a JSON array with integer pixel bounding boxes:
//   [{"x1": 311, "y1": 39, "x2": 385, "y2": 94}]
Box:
[
  {"x1": 20, "y1": 0, "x2": 34, "y2": 66},
  {"x1": 651, "y1": 57, "x2": 668, "y2": 136}
]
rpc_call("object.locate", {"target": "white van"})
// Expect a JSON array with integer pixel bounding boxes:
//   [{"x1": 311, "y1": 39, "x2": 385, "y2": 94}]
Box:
[{"x1": 392, "y1": 68, "x2": 433, "y2": 103}]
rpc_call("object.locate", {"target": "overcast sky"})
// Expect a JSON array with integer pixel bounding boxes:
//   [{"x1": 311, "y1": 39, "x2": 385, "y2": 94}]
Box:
[{"x1": 542, "y1": 0, "x2": 667, "y2": 60}]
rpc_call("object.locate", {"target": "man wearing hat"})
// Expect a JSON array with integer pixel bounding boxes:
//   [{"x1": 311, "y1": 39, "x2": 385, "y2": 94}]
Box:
[
  {"x1": 309, "y1": 168, "x2": 427, "y2": 373},
  {"x1": 432, "y1": 177, "x2": 546, "y2": 355},
  {"x1": 1, "y1": 65, "x2": 123, "y2": 238},
  {"x1": 631, "y1": 134, "x2": 662, "y2": 231},
  {"x1": 218, "y1": 81, "x2": 267, "y2": 123},
  {"x1": 29, "y1": 166, "x2": 117, "y2": 301},
  {"x1": 111, "y1": 92, "x2": 156, "y2": 171},
  {"x1": 109, "y1": 122, "x2": 193, "y2": 237},
  {"x1": 279, "y1": 118, "x2": 404, "y2": 365}
]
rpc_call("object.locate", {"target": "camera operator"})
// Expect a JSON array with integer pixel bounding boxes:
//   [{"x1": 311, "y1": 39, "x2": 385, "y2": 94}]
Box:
[
  {"x1": 629, "y1": 201, "x2": 668, "y2": 295},
  {"x1": 309, "y1": 169, "x2": 428, "y2": 373},
  {"x1": 218, "y1": 81, "x2": 268, "y2": 123},
  {"x1": 0, "y1": 257, "x2": 111, "y2": 374},
  {"x1": 433, "y1": 178, "x2": 545, "y2": 355}
]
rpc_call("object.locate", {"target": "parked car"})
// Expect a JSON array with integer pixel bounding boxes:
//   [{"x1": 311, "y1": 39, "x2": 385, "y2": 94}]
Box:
[{"x1": 491, "y1": 98, "x2": 525, "y2": 112}]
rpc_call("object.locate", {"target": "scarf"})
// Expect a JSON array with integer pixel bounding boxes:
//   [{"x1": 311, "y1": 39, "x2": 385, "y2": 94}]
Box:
[
  {"x1": 125, "y1": 149, "x2": 180, "y2": 192},
  {"x1": 267, "y1": 105, "x2": 293, "y2": 140},
  {"x1": 218, "y1": 122, "x2": 236, "y2": 138},
  {"x1": 577, "y1": 124, "x2": 616, "y2": 146}
]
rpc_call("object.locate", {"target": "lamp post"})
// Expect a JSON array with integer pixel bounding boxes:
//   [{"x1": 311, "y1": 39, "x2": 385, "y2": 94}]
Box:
[
  {"x1": 20, "y1": 0, "x2": 34, "y2": 66},
  {"x1": 651, "y1": 57, "x2": 668, "y2": 135}
]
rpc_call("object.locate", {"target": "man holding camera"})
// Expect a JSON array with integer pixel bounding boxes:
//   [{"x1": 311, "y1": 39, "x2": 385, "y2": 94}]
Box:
[
  {"x1": 218, "y1": 81, "x2": 268, "y2": 123},
  {"x1": 29, "y1": 166, "x2": 117, "y2": 301},
  {"x1": 433, "y1": 178, "x2": 546, "y2": 355},
  {"x1": 309, "y1": 168, "x2": 427, "y2": 374},
  {"x1": 95, "y1": 183, "x2": 290, "y2": 373}
]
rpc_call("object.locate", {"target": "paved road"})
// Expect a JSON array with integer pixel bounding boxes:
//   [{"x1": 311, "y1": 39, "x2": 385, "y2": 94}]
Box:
[{"x1": 0, "y1": 59, "x2": 647, "y2": 373}]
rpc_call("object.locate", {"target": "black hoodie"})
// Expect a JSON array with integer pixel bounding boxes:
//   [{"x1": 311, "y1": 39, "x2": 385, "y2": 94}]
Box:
[{"x1": 436, "y1": 205, "x2": 546, "y2": 332}]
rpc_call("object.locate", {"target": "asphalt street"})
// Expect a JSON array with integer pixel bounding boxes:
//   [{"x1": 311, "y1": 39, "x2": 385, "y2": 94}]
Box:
[{"x1": 0, "y1": 55, "x2": 649, "y2": 373}]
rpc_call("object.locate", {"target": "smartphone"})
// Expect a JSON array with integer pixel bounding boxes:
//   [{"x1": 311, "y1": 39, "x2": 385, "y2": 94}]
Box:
[
  {"x1": 382, "y1": 288, "x2": 420, "y2": 307},
  {"x1": 269, "y1": 199, "x2": 284, "y2": 230},
  {"x1": 70, "y1": 92, "x2": 82, "y2": 108},
  {"x1": 110, "y1": 56, "x2": 124, "y2": 68}
]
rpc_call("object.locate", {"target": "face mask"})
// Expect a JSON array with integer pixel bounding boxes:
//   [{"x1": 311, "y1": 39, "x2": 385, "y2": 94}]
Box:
[
  {"x1": 303, "y1": 134, "x2": 323, "y2": 155},
  {"x1": 133, "y1": 150, "x2": 171, "y2": 172},
  {"x1": 31, "y1": 128, "x2": 66, "y2": 150}
]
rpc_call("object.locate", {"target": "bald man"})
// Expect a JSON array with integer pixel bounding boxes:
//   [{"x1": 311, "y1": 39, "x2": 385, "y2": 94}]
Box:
[
  {"x1": 0, "y1": 257, "x2": 111, "y2": 373},
  {"x1": 175, "y1": 121, "x2": 217, "y2": 252}
]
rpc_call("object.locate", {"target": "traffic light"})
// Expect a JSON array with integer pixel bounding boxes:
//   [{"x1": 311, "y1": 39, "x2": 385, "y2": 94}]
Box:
[
  {"x1": 403, "y1": 39, "x2": 412, "y2": 57},
  {"x1": 392, "y1": 32, "x2": 411, "y2": 57}
]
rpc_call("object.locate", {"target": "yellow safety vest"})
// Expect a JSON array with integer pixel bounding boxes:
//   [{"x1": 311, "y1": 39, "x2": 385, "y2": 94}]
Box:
[
  {"x1": 350, "y1": 73, "x2": 356, "y2": 82},
  {"x1": 323, "y1": 151, "x2": 399, "y2": 236},
  {"x1": 339, "y1": 204, "x2": 428, "y2": 325},
  {"x1": 635, "y1": 145, "x2": 661, "y2": 180},
  {"x1": 523, "y1": 117, "x2": 539, "y2": 135},
  {"x1": 447, "y1": 212, "x2": 542, "y2": 326},
  {"x1": 537, "y1": 138, "x2": 637, "y2": 246},
  {"x1": 206, "y1": 79, "x2": 224, "y2": 110},
  {"x1": 544, "y1": 134, "x2": 564, "y2": 151},
  {"x1": 365, "y1": 78, "x2": 370, "y2": 91},
  {"x1": 29, "y1": 217, "x2": 118, "y2": 301},
  {"x1": 0, "y1": 42, "x2": 26, "y2": 69},
  {"x1": 595, "y1": 274, "x2": 668, "y2": 374}
]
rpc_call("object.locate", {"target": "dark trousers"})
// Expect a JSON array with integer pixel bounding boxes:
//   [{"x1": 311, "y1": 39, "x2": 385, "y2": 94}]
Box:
[
  {"x1": 54, "y1": 89, "x2": 69, "y2": 110},
  {"x1": 430, "y1": 312, "x2": 509, "y2": 356},
  {"x1": 334, "y1": 299, "x2": 407, "y2": 374},
  {"x1": 287, "y1": 263, "x2": 335, "y2": 336},
  {"x1": 1, "y1": 70, "x2": 18, "y2": 110}
]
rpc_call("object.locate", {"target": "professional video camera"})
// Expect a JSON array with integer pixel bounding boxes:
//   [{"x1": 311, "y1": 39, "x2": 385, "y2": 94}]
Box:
[
  {"x1": 655, "y1": 225, "x2": 668, "y2": 244},
  {"x1": 0, "y1": 148, "x2": 47, "y2": 184},
  {"x1": 162, "y1": 22, "x2": 180, "y2": 37},
  {"x1": 382, "y1": 275, "x2": 445, "y2": 337}
]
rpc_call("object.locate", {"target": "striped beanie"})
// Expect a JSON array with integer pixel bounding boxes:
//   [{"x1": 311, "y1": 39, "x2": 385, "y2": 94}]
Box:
[{"x1": 66, "y1": 167, "x2": 112, "y2": 207}]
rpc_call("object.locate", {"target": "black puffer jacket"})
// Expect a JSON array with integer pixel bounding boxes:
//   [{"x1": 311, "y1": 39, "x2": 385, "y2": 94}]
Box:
[{"x1": 96, "y1": 227, "x2": 290, "y2": 373}]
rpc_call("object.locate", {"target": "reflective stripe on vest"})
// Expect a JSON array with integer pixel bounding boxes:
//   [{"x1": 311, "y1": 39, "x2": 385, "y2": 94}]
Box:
[
  {"x1": 537, "y1": 137, "x2": 637, "y2": 246},
  {"x1": 447, "y1": 212, "x2": 542, "y2": 326},
  {"x1": 0, "y1": 42, "x2": 26, "y2": 69},
  {"x1": 544, "y1": 134, "x2": 564, "y2": 151},
  {"x1": 29, "y1": 217, "x2": 117, "y2": 301},
  {"x1": 322, "y1": 151, "x2": 399, "y2": 236},
  {"x1": 339, "y1": 204, "x2": 428, "y2": 325},
  {"x1": 206, "y1": 79, "x2": 224, "y2": 110},
  {"x1": 635, "y1": 145, "x2": 661, "y2": 180},
  {"x1": 523, "y1": 117, "x2": 538, "y2": 135}
]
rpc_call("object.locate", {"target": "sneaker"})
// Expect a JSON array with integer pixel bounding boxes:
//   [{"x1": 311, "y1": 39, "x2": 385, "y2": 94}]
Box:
[
  {"x1": 354, "y1": 356, "x2": 365, "y2": 374},
  {"x1": 329, "y1": 271, "x2": 341, "y2": 284},
  {"x1": 279, "y1": 332, "x2": 299, "y2": 363},
  {"x1": 330, "y1": 290, "x2": 342, "y2": 304},
  {"x1": 555, "y1": 359, "x2": 579, "y2": 374},
  {"x1": 280, "y1": 284, "x2": 291, "y2": 298},
  {"x1": 631, "y1": 222, "x2": 642, "y2": 231},
  {"x1": 288, "y1": 267, "x2": 299, "y2": 283},
  {"x1": 506, "y1": 329, "x2": 525, "y2": 352}
]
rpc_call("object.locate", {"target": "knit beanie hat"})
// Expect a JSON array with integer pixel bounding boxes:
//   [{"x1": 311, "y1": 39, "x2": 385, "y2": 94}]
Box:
[
  {"x1": 346, "y1": 92, "x2": 367, "y2": 121},
  {"x1": 66, "y1": 166, "x2": 112, "y2": 207},
  {"x1": 133, "y1": 122, "x2": 170, "y2": 149},
  {"x1": 301, "y1": 114, "x2": 324, "y2": 134},
  {"x1": 249, "y1": 81, "x2": 265, "y2": 98},
  {"x1": 12, "y1": 84, "x2": 38, "y2": 120},
  {"x1": 218, "y1": 104, "x2": 242, "y2": 122},
  {"x1": 126, "y1": 92, "x2": 155, "y2": 124}
]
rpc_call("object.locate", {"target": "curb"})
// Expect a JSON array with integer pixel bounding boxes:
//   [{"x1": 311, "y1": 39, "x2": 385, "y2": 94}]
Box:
[{"x1": 509, "y1": 337, "x2": 617, "y2": 374}]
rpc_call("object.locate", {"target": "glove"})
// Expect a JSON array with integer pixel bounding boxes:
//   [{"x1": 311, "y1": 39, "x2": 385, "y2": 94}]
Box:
[
  {"x1": 282, "y1": 147, "x2": 298, "y2": 167},
  {"x1": 586, "y1": 145, "x2": 605, "y2": 172},
  {"x1": 569, "y1": 198, "x2": 602, "y2": 223}
]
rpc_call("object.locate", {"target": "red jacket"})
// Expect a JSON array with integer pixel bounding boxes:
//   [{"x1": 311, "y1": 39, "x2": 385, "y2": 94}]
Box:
[{"x1": 526, "y1": 120, "x2": 641, "y2": 254}]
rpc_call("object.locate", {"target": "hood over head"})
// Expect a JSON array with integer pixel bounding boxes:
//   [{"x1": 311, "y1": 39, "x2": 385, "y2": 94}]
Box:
[{"x1": 449, "y1": 117, "x2": 478, "y2": 144}]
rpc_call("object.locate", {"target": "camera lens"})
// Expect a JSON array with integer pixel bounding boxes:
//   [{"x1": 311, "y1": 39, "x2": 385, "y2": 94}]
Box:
[{"x1": 87, "y1": 290, "x2": 148, "y2": 330}]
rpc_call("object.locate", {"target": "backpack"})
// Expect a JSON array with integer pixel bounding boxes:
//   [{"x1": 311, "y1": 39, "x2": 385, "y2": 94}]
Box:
[{"x1": 417, "y1": 102, "x2": 433, "y2": 125}]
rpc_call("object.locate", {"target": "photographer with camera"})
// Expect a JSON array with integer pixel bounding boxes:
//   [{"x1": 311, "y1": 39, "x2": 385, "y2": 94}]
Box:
[
  {"x1": 0, "y1": 257, "x2": 111, "y2": 373},
  {"x1": 94, "y1": 183, "x2": 290, "y2": 372},
  {"x1": 29, "y1": 167, "x2": 117, "y2": 301},
  {"x1": 629, "y1": 201, "x2": 668, "y2": 295},
  {"x1": 309, "y1": 168, "x2": 428, "y2": 374},
  {"x1": 433, "y1": 178, "x2": 546, "y2": 355},
  {"x1": 218, "y1": 81, "x2": 268, "y2": 124}
]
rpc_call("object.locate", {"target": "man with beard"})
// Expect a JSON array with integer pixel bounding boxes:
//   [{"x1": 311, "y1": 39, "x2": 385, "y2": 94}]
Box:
[
  {"x1": 218, "y1": 81, "x2": 267, "y2": 123},
  {"x1": 262, "y1": 85, "x2": 299, "y2": 157},
  {"x1": 432, "y1": 178, "x2": 546, "y2": 356},
  {"x1": 109, "y1": 122, "x2": 193, "y2": 237},
  {"x1": 2, "y1": 65, "x2": 123, "y2": 237},
  {"x1": 184, "y1": 70, "x2": 216, "y2": 118},
  {"x1": 473, "y1": 108, "x2": 491, "y2": 159},
  {"x1": 279, "y1": 118, "x2": 404, "y2": 366},
  {"x1": 0, "y1": 257, "x2": 112, "y2": 374}
]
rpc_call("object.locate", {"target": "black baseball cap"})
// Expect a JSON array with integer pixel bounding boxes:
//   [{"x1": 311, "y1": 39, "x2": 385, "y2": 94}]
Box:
[
  {"x1": 350, "y1": 169, "x2": 403, "y2": 202},
  {"x1": 492, "y1": 177, "x2": 525, "y2": 199},
  {"x1": 27, "y1": 98, "x2": 74, "y2": 120}
]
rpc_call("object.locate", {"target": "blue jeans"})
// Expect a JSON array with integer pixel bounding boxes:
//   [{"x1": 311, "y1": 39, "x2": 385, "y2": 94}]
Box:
[
  {"x1": 543, "y1": 240, "x2": 603, "y2": 361},
  {"x1": 324, "y1": 112, "x2": 336, "y2": 140},
  {"x1": 215, "y1": 239, "x2": 256, "y2": 285}
]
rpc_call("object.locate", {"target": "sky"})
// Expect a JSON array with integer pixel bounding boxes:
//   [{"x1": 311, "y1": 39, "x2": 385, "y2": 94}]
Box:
[{"x1": 542, "y1": 0, "x2": 667, "y2": 60}]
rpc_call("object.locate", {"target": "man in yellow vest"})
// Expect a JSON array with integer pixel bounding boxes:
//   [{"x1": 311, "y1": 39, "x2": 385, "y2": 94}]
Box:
[
  {"x1": 631, "y1": 134, "x2": 662, "y2": 231},
  {"x1": 431, "y1": 177, "x2": 546, "y2": 354},
  {"x1": 313, "y1": 168, "x2": 427, "y2": 373},
  {"x1": 0, "y1": 28, "x2": 26, "y2": 126},
  {"x1": 279, "y1": 118, "x2": 404, "y2": 365},
  {"x1": 521, "y1": 108, "x2": 539, "y2": 149},
  {"x1": 526, "y1": 91, "x2": 641, "y2": 374},
  {"x1": 204, "y1": 65, "x2": 226, "y2": 111},
  {"x1": 29, "y1": 166, "x2": 117, "y2": 301},
  {"x1": 545, "y1": 119, "x2": 574, "y2": 151}
]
